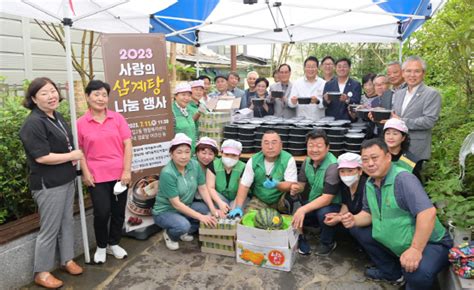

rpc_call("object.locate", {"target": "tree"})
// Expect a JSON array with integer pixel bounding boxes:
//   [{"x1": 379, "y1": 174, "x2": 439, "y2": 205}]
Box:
[
  {"x1": 405, "y1": 0, "x2": 473, "y2": 110},
  {"x1": 285, "y1": 42, "x2": 399, "y2": 79},
  {"x1": 34, "y1": 21, "x2": 99, "y2": 90}
]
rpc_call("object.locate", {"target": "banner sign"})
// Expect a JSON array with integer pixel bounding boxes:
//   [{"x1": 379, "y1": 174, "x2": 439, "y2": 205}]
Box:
[{"x1": 101, "y1": 34, "x2": 172, "y2": 232}]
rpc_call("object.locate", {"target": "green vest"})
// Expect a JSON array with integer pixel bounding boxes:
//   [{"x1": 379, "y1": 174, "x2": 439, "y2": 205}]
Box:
[
  {"x1": 172, "y1": 102, "x2": 197, "y2": 150},
  {"x1": 187, "y1": 102, "x2": 200, "y2": 139},
  {"x1": 304, "y1": 152, "x2": 340, "y2": 203},
  {"x1": 366, "y1": 165, "x2": 446, "y2": 256},
  {"x1": 214, "y1": 158, "x2": 245, "y2": 200},
  {"x1": 251, "y1": 150, "x2": 292, "y2": 205},
  {"x1": 393, "y1": 155, "x2": 416, "y2": 173}
]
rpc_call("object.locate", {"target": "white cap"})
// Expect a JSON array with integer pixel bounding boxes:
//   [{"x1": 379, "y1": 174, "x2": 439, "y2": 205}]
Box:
[
  {"x1": 383, "y1": 118, "x2": 408, "y2": 134},
  {"x1": 170, "y1": 133, "x2": 192, "y2": 148},
  {"x1": 196, "y1": 136, "x2": 218, "y2": 151},
  {"x1": 221, "y1": 139, "x2": 242, "y2": 155},
  {"x1": 174, "y1": 82, "x2": 192, "y2": 94},
  {"x1": 337, "y1": 152, "x2": 362, "y2": 169},
  {"x1": 190, "y1": 80, "x2": 205, "y2": 88}
]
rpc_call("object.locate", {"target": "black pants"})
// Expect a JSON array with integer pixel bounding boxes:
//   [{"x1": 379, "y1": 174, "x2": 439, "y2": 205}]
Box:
[{"x1": 89, "y1": 181, "x2": 127, "y2": 248}]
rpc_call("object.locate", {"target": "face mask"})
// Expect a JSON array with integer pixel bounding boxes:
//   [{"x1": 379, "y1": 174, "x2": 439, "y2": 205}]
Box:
[
  {"x1": 341, "y1": 174, "x2": 359, "y2": 187},
  {"x1": 222, "y1": 157, "x2": 238, "y2": 168}
]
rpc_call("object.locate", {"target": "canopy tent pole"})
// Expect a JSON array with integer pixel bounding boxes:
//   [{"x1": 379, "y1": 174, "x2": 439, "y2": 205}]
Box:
[
  {"x1": 23, "y1": 0, "x2": 92, "y2": 264},
  {"x1": 62, "y1": 6, "x2": 91, "y2": 263}
]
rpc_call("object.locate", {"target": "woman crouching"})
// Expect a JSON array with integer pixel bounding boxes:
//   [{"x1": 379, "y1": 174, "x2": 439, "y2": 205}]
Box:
[{"x1": 152, "y1": 133, "x2": 219, "y2": 250}]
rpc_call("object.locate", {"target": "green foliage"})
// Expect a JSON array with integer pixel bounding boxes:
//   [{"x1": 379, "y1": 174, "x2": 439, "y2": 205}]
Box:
[
  {"x1": 438, "y1": 195, "x2": 474, "y2": 230},
  {"x1": 406, "y1": 0, "x2": 473, "y2": 110},
  {"x1": 295, "y1": 42, "x2": 399, "y2": 80},
  {"x1": 406, "y1": 0, "x2": 474, "y2": 230},
  {"x1": 167, "y1": 61, "x2": 197, "y2": 81},
  {"x1": 0, "y1": 96, "x2": 35, "y2": 224},
  {"x1": 0, "y1": 94, "x2": 71, "y2": 224},
  {"x1": 423, "y1": 86, "x2": 474, "y2": 228}
]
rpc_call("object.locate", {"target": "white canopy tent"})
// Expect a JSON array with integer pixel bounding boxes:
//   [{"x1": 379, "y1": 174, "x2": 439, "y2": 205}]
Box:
[
  {"x1": 0, "y1": 0, "x2": 176, "y2": 263},
  {"x1": 152, "y1": 0, "x2": 445, "y2": 61}
]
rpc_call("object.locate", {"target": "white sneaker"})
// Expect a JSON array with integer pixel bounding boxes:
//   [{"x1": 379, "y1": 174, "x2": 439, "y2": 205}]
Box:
[
  {"x1": 94, "y1": 247, "x2": 106, "y2": 264},
  {"x1": 163, "y1": 230, "x2": 179, "y2": 250},
  {"x1": 106, "y1": 245, "x2": 128, "y2": 259},
  {"x1": 180, "y1": 233, "x2": 194, "y2": 242}
]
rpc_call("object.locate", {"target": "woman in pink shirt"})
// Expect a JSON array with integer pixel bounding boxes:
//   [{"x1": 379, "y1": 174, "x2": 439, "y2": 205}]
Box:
[{"x1": 77, "y1": 80, "x2": 132, "y2": 264}]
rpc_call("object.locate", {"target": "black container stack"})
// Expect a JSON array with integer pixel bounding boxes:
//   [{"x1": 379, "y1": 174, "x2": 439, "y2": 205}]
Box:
[{"x1": 222, "y1": 117, "x2": 369, "y2": 157}]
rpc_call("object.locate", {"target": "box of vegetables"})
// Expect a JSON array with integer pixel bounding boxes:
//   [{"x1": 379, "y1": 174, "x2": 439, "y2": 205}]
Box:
[{"x1": 236, "y1": 209, "x2": 298, "y2": 272}]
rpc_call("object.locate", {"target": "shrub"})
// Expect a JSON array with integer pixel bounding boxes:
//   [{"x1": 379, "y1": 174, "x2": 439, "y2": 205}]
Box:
[
  {"x1": 424, "y1": 85, "x2": 474, "y2": 228},
  {"x1": 0, "y1": 96, "x2": 34, "y2": 224},
  {"x1": 0, "y1": 96, "x2": 71, "y2": 224}
]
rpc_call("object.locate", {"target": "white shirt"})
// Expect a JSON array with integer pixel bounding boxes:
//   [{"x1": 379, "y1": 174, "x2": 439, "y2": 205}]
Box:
[
  {"x1": 288, "y1": 76, "x2": 326, "y2": 121},
  {"x1": 240, "y1": 155, "x2": 297, "y2": 188},
  {"x1": 338, "y1": 80, "x2": 347, "y2": 94},
  {"x1": 401, "y1": 84, "x2": 420, "y2": 115}
]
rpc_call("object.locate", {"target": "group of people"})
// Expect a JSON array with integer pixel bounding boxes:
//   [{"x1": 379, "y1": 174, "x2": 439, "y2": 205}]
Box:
[
  {"x1": 19, "y1": 53, "x2": 447, "y2": 290},
  {"x1": 20, "y1": 78, "x2": 132, "y2": 288},
  {"x1": 162, "y1": 55, "x2": 449, "y2": 290},
  {"x1": 178, "y1": 55, "x2": 440, "y2": 162},
  {"x1": 152, "y1": 126, "x2": 450, "y2": 290}
]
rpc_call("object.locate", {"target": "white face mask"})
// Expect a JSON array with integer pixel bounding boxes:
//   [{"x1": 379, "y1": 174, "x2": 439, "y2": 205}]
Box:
[
  {"x1": 222, "y1": 157, "x2": 238, "y2": 168},
  {"x1": 341, "y1": 174, "x2": 359, "y2": 187}
]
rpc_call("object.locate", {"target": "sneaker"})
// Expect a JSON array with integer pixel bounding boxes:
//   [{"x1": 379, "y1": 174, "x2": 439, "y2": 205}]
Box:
[
  {"x1": 315, "y1": 241, "x2": 337, "y2": 256},
  {"x1": 106, "y1": 245, "x2": 128, "y2": 259},
  {"x1": 365, "y1": 267, "x2": 405, "y2": 286},
  {"x1": 163, "y1": 230, "x2": 179, "y2": 250},
  {"x1": 180, "y1": 233, "x2": 194, "y2": 242},
  {"x1": 94, "y1": 247, "x2": 106, "y2": 264},
  {"x1": 298, "y1": 235, "x2": 311, "y2": 255}
]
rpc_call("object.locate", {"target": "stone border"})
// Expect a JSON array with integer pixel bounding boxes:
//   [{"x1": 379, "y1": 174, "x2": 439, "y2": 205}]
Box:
[{"x1": 0, "y1": 198, "x2": 92, "y2": 245}]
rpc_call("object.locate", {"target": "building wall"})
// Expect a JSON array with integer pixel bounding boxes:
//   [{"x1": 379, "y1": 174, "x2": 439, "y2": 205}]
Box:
[{"x1": 0, "y1": 13, "x2": 104, "y2": 85}]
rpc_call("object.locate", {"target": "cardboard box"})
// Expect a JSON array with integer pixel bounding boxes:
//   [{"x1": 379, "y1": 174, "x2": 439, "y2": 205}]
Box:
[
  {"x1": 206, "y1": 96, "x2": 241, "y2": 112},
  {"x1": 236, "y1": 223, "x2": 299, "y2": 272}
]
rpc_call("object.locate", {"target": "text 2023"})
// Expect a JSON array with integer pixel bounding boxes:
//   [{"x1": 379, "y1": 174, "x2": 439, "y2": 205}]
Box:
[{"x1": 119, "y1": 48, "x2": 153, "y2": 60}]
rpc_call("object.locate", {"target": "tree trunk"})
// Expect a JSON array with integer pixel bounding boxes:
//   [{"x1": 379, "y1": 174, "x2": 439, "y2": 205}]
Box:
[
  {"x1": 230, "y1": 45, "x2": 237, "y2": 71},
  {"x1": 170, "y1": 42, "x2": 177, "y2": 89},
  {"x1": 73, "y1": 80, "x2": 88, "y2": 117}
]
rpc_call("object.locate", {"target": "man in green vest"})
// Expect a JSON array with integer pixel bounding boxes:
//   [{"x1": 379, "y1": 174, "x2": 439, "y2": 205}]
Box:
[
  {"x1": 228, "y1": 131, "x2": 297, "y2": 217},
  {"x1": 341, "y1": 138, "x2": 452, "y2": 290},
  {"x1": 290, "y1": 129, "x2": 341, "y2": 256}
]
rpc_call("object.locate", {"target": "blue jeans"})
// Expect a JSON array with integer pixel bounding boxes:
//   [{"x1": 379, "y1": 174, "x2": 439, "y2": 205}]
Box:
[
  {"x1": 350, "y1": 226, "x2": 452, "y2": 290},
  {"x1": 304, "y1": 203, "x2": 341, "y2": 246},
  {"x1": 153, "y1": 202, "x2": 209, "y2": 241},
  {"x1": 217, "y1": 192, "x2": 249, "y2": 209}
]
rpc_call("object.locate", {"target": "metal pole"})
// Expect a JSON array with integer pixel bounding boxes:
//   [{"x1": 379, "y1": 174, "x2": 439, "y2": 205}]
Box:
[{"x1": 64, "y1": 19, "x2": 90, "y2": 264}]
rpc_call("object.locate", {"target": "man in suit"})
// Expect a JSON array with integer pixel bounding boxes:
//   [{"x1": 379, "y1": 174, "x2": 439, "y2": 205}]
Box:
[
  {"x1": 380, "y1": 61, "x2": 407, "y2": 109},
  {"x1": 392, "y1": 56, "x2": 441, "y2": 160},
  {"x1": 268, "y1": 63, "x2": 296, "y2": 118},
  {"x1": 323, "y1": 57, "x2": 362, "y2": 120},
  {"x1": 227, "y1": 72, "x2": 245, "y2": 99}
]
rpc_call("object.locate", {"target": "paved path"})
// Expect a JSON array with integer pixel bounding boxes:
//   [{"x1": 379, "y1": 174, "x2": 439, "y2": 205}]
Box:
[{"x1": 23, "y1": 229, "x2": 402, "y2": 290}]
